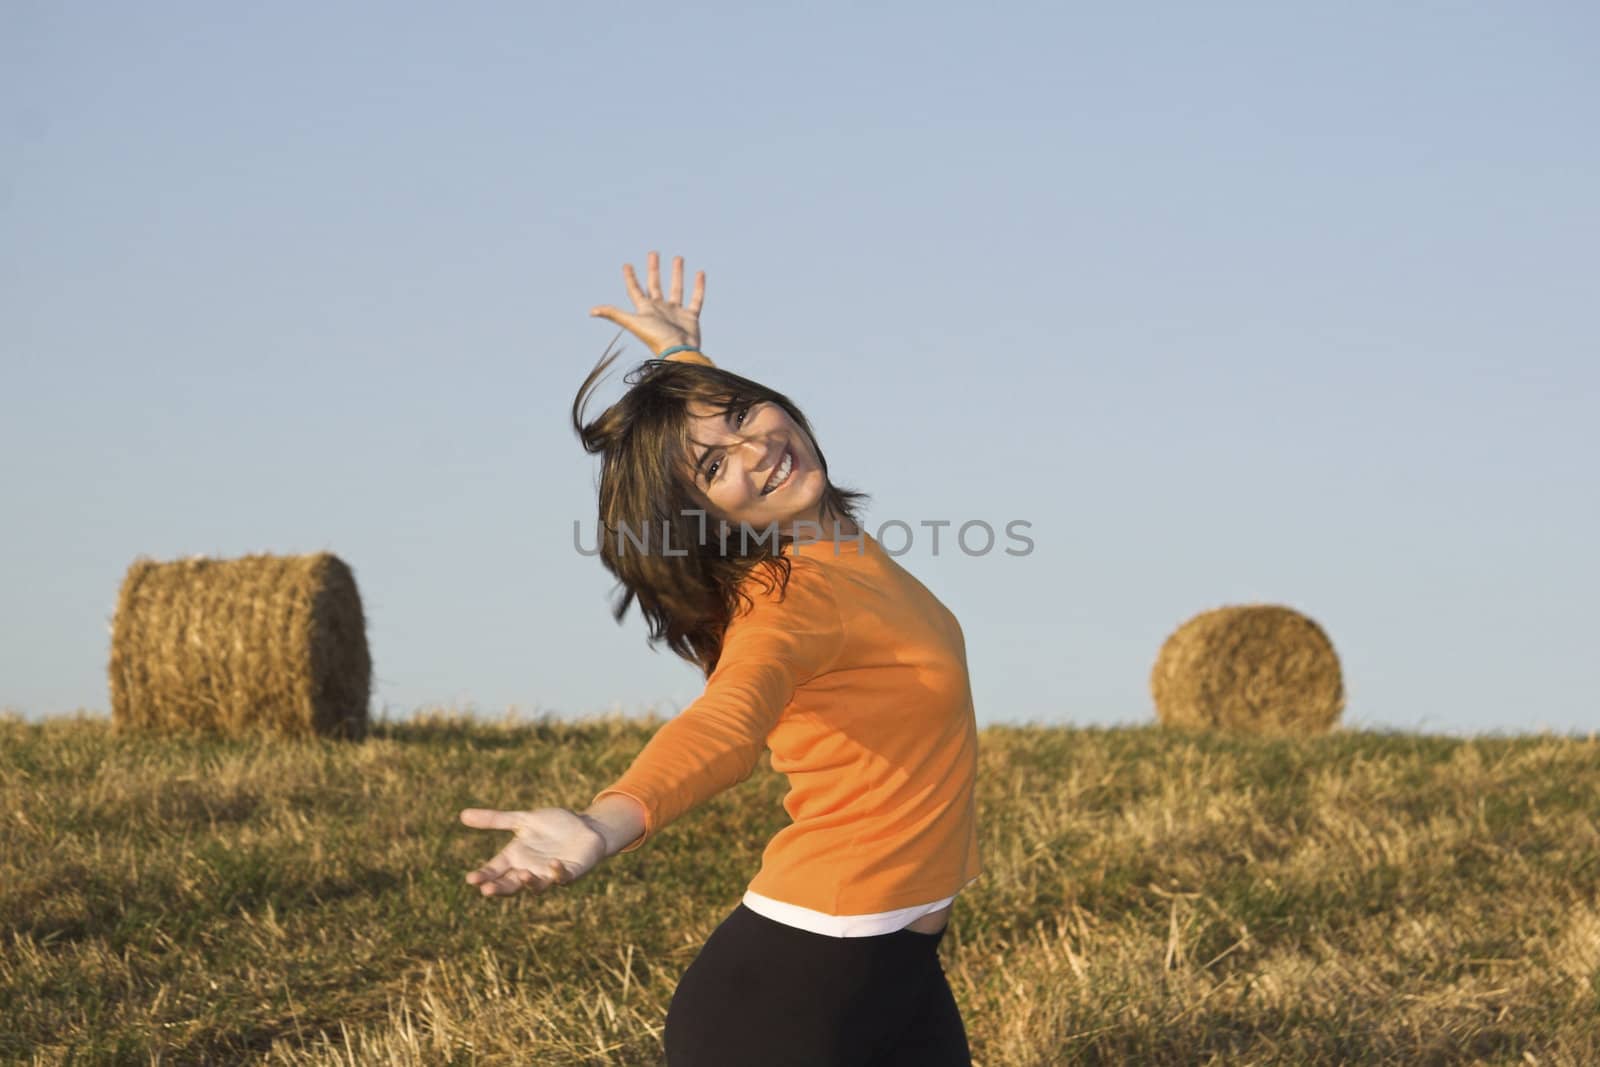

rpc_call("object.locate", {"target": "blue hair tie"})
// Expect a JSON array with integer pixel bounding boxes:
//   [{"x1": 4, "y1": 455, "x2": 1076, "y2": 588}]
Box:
[{"x1": 658, "y1": 345, "x2": 701, "y2": 360}]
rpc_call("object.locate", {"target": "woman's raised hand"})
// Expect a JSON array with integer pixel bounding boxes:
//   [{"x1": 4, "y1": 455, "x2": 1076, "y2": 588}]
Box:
[
  {"x1": 589, "y1": 251, "x2": 706, "y2": 356},
  {"x1": 459, "y1": 806, "x2": 608, "y2": 897}
]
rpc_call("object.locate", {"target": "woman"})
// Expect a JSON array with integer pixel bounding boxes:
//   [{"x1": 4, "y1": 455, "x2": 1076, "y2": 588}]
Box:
[{"x1": 460, "y1": 252, "x2": 981, "y2": 1066}]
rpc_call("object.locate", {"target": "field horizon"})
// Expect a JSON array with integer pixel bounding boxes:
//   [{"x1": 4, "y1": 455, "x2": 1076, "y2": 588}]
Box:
[{"x1": 4, "y1": 711, "x2": 1598, "y2": 1065}]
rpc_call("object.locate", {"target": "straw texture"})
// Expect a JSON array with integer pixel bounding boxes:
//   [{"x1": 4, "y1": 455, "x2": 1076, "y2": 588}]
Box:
[
  {"x1": 1151, "y1": 604, "x2": 1344, "y2": 735},
  {"x1": 109, "y1": 552, "x2": 371, "y2": 738}
]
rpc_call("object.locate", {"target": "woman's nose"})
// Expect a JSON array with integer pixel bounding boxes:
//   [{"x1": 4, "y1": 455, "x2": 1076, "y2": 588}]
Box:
[{"x1": 734, "y1": 431, "x2": 774, "y2": 461}]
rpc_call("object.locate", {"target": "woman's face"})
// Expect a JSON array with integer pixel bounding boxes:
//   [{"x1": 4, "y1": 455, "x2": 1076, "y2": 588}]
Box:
[{"x1": 681, "y1": 398, "x2": 830, "y2": 535}]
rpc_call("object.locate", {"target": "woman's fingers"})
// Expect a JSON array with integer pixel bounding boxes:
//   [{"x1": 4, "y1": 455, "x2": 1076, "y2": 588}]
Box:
[
  {"x1": 465, "y1": 855, "x2": 511, "y2": 887},
  {"x1": 687, "y1": 270, "x2": 706, "y2": 316},
  {"x1": 466, "y1": 854, "x2": 545, "y2": 895},
  {"x1": 464, "y1": 863, "x2": 501, "y2": 886},
  {"x1": 623, "y1": 262, "x2": 648, "y2": 307},
  {"x1": 646, "y1": 250, "x2": 664, "y2": 300},
  {"x1": 612, "y1": 253, "x2": 702, "y2": 313},
  {"x1": 472, "y1": 864, "x2": 566, "y2": 897},
  {"x1": 476, "y1": 868, "x2": 533, "y2": 896},
  {"x1": 460, "y1": 808, "x2": 523, "y2": 832}
]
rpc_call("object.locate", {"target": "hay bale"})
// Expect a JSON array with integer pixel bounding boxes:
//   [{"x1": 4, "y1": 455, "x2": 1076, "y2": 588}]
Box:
[
  {"x1": 1150, "y1": 604, "x2": 1343, "y2": 735},
  {"x1": 109, "y1": 552, "x2": 371, "y2": 738}
]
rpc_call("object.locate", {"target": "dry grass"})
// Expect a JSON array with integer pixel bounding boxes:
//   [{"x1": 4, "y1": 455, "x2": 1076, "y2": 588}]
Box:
[{"x1": 3, "y1": 711, "x2": 1598, "y2": 1065}]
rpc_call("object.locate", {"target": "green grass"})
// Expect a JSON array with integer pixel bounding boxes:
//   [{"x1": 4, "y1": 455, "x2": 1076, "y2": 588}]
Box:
[{"x1": 3, "y1": 711, "x2": 1599, "y2": 1065}]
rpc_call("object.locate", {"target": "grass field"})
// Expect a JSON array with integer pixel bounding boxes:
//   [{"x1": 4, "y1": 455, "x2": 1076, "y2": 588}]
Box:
[{"x1": 3, "y1": 711, "x2": 1598, "y2": 1065}]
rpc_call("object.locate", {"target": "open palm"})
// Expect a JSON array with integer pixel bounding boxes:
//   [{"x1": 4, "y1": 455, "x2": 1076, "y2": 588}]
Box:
[
  {"x1": 459, "y1": 806, "x2": 608, "y2": 897},
  {"x1": 589, "y1": 251, "x2": 705, "y2": 356}
]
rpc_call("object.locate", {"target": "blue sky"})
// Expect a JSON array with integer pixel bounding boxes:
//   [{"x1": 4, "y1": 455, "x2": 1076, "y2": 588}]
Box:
[{"x1": 3, "y1": 2, "x2": 1596, "y2": 735}]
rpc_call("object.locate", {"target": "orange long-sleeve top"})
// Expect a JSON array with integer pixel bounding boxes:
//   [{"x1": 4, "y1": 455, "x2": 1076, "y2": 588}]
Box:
[{"x1": 593, "y1": 531, "x2": 982, "y2": 916}]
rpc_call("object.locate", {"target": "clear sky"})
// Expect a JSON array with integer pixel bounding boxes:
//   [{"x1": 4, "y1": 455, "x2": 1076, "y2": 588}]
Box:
[{"x1": 3, "y1": 2, "x2": 1596, "y2": 735}]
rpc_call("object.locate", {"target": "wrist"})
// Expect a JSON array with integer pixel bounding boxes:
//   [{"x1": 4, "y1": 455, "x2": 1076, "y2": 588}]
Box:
[
  {"x1": 660, "y1": 346, "x2": 714, "y2": 367},
  {"x1": 580, "y1": 793, "x2": 648, "y2": 857}
]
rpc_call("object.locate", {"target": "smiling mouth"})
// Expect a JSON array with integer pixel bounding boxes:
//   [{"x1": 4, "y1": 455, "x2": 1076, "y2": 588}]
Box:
[{"x1": 761, "y1": 448, "x2": 795, "y2": 495}]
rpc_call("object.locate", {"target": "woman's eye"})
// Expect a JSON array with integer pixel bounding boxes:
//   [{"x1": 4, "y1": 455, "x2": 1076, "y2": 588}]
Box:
[
  {"x1": 705, "y1": 405, "x2": 754, "y2": 481},
  {"x1": 710, "y1": 406, "x2": 752, "y2": 480}
]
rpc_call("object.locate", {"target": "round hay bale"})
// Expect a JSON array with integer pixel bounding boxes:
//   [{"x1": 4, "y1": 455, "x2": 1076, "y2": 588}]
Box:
[
  {"x1": 1150, "y1": 604, "x2": 1343, "y2": 735},
  {"x1": 109, "y1": 552, "x2": 371, "y2": 738}
]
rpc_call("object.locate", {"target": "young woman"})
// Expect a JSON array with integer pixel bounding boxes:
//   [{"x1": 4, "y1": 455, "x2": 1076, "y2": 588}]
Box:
[{"x1": 460, "y1": 252, "x2": 981, "y2": 1066}]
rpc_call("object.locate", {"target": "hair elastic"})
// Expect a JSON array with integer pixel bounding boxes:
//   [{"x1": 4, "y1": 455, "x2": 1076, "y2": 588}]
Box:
[{"x1": 658, "y1": 345, "x2": 702, "y2": 360}]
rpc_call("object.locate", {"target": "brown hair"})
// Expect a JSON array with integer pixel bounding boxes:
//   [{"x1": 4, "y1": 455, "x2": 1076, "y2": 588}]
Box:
[{"x1": 572, "y1": 341, "x2": 870, "y2": 675}]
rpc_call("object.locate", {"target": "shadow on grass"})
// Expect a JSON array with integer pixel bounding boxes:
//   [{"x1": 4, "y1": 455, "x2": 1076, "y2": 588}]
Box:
[{"x1": 6, "y1": 860, "x2": 412, "y2": 950}]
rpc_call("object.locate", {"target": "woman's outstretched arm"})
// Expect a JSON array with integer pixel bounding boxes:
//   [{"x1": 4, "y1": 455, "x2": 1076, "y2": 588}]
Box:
[
  {"x1": 589, "y1": 560, "x2": 845, "y2": 853},
  {"x1": 589, "y1": 251, "x2": 716, "y2": 366}
]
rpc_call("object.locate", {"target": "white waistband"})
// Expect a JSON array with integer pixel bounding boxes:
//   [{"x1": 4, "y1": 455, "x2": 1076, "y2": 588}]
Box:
[{"x1": 741, "y1": 890, "x2": 957, "y2": 938}]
